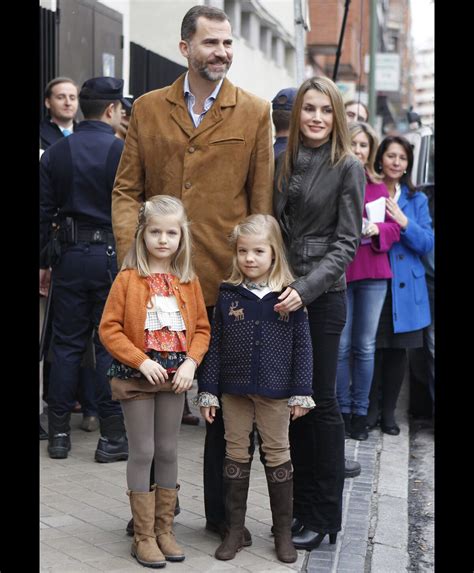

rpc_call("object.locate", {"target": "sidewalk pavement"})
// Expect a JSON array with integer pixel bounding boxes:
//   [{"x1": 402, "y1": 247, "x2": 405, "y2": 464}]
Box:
[{"x1": 40, "y1": 384, "x2": 410, "y2": 572}]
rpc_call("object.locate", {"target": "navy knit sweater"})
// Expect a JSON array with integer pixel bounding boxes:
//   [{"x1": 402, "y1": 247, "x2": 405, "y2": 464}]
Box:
[{"x1": 198, "y1": 283, "x2": 313, "y2": 399}]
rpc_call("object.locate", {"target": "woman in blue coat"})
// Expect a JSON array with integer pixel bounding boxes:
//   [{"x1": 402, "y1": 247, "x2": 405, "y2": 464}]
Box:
[{"x1": 367, "y1": 135, "x2": 434, "y2": 435}]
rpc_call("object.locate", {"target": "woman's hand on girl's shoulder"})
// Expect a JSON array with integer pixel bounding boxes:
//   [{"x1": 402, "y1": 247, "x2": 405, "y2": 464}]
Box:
[
  {"x1": 138, "y1": 358, "x2": 169, "y2": 385},
  {"x1": 274, "y1": 287, "x2": 303, "y2": 313},
  {"x1": 171, "y1": 359, "x2": 196, "y2": 394},
  {"x1": 290, "y1": 405, "x2": 311, "y2": 421},
  {"x1": 200, "y1": 406, "x2": 216, "y2": 424}
]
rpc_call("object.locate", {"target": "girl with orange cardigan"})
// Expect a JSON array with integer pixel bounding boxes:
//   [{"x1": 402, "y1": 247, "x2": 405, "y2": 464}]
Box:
[{"x1": 99, "y1": 196, "x2": 210, "y2": 568}]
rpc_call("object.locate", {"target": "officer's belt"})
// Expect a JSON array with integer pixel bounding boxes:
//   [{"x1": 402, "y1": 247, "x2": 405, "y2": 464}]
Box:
[{"x1": 77, "y1": 228, "x2": 115, "y2": 244}]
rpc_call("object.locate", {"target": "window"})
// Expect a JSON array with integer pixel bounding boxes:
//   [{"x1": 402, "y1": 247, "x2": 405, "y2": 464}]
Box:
[{"x1": 241, "y1": 11, "x2": 250, "y2": 42}]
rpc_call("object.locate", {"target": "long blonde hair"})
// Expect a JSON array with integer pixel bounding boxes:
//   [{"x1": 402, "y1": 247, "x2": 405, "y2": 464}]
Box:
[
  {"x1": 226, "y1": 214, "x2": 294, "y2": 291},
  {"x1": 348, "y1": 121, "x2": 382, "y2": 183},
  {"x1": 277, "y1": 76, "x2": 352, "y2": 192},
  {"x1": 122, "y1": 195, "x2": 195, "y2": 282}
]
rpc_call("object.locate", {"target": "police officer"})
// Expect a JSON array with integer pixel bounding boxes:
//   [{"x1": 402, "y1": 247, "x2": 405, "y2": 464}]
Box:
[
  {"x1": 40, "y1": 77, "x2": 129, "y2": 461},
  {"x1": 271, "y1": 87, "x2": 297, "y2": 160}
]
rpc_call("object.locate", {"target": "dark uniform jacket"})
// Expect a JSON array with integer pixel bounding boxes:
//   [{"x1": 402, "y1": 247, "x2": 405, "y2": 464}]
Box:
[
  {"x1": 273, "y1": 142, "x2": 365, "y2": 306},
  {"x1": 40, "y1": 120, "x2": 124, "y2": 254},
  {"x1": 198, "y1": 283, "x2": 313, "y2": 399},
  {"x1": 40, "y1": 117, "x2": 78, "y2": 150}
]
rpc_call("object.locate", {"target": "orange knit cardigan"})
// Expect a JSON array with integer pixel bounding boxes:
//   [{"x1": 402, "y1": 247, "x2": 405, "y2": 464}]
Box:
[{"x1": 99, "y1": 269, "x2": 211, "y2": 370}]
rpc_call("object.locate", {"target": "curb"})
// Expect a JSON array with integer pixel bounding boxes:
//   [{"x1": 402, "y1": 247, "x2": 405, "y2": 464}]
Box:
[{"x1": 370, "y1": 379, "x2": 410, "y2": 572}]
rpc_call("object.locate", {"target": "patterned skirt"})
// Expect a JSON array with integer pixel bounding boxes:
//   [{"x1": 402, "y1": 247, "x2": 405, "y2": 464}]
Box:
[
  {"x1": 107, "y1": 350, "x2": 186, "y2": 401},
  {"x1": 107, "y1": 350, "x2": 186, "y2": 379}
]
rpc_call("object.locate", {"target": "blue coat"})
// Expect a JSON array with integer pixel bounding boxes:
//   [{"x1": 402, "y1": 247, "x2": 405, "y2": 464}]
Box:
[
  {"x1": 198, "y1": 283, "x2": 313, "y2": 399},
  {"x1": 389, "y1": 185, "x2": 434, "y2": 333}
]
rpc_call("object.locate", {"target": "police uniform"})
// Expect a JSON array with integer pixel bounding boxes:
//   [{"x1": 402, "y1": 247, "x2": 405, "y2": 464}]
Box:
[{"x1": 40, "y1": 77, "x2": 129, "y2": 461}]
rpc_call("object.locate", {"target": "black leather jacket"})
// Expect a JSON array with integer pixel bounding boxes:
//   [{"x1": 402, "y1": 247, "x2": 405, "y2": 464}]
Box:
[{"x1": 273, "y1": 142, "x2": 365, "y2": 306}]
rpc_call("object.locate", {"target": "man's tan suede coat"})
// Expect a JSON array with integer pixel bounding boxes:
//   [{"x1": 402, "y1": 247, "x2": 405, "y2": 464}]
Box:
[{"x1": 111, "y1": 74, "x2": 274, "y2": 306}]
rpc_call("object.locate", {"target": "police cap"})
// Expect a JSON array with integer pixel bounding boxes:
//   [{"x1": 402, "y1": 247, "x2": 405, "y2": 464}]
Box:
[
  {"x1": 272, "y1": 87, "x2": 297, "y2": 111},
  {"x1": 79, "y1": 77, "x2": 129, "y2": 108},
  {"x1": 121, "y1": 95, "x2": 134, "y2": 115}
]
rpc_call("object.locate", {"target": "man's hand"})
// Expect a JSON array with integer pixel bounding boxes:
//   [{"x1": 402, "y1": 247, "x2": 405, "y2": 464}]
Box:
[
  {"x1": 138, "y1": 359, "x2": 168, "y2": 385},
  {"x1": 172, "y1": 359, "x2": 196, "y2": 394},
  {"x1": 39, "y1": 268, "x2": 51, "y2": 297}
]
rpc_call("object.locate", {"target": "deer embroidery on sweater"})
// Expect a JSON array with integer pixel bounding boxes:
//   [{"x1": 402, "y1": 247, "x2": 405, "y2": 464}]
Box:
[{"x1": 229, "y1": 301, "x2": 245, "y2": 321}]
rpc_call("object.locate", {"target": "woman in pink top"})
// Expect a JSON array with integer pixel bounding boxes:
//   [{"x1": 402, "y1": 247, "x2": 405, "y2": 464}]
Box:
[{"x1": 336, "y1": 122, "x2": 400, "y2": 440}]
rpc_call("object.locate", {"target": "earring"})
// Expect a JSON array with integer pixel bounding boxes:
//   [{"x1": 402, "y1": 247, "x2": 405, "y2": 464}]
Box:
[{"x1": 403, "y1": 170, "x2": 407, "y2": 174}]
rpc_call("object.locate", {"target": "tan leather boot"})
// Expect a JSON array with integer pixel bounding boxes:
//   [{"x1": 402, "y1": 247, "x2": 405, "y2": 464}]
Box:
[
  {"x1": 265, "y1": 461, "x2": 297, "y2": 563},
  {"x1": 154, "y1": 485, "x2": 185, "y2": 562},
  {"x1": 215, "y1": 459, "x2": 251, "y2": 561},
  {"x1": 127, "y1": 489, "x2": 166, "y2": 568}
]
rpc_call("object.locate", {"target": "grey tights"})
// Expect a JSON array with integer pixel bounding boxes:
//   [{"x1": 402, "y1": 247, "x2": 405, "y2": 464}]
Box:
[{"x1": 121, "y1": 392, "x2": 185, "y2": 492}]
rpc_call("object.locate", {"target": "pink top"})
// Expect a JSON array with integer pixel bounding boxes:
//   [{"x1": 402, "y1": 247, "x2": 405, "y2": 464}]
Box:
[
  {"x1": 345, "y1": 179, "x2": 401, "y2": 283},
  {"x1": 144, "y1": 273, "x2": 187, "y2": 352}
]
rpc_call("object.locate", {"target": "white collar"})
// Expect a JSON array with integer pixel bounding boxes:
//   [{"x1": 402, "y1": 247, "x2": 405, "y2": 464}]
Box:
[{"x1": 394, "y1": 183, "x2": 402, "y2": 203}]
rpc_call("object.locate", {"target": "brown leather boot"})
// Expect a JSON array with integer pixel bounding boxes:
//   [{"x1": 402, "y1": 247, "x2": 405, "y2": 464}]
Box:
[
  {"x1": 127, "y1": 490, "x2": 166, "y2": 568},
  {"x1": 215, "y1": 459, "x2": 251, "y2": 561},
  {"x1": 154, "y1": 485, "x2": 185, "y2": 562},
  {"x1": 265, "y1": 461, "x2": 297, "y2": 563}
]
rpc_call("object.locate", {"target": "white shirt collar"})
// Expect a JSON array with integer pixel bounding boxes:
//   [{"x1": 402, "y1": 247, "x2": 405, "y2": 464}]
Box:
[
  {"x1": 58, "y1": 124, "x2": 74, "y2": 135},
  {"x1": 243, "y1": 283, "x2": 272, "y2": 299},
  {"x1": 394, "y1": 183, "x2": 402, "y2": 203}
]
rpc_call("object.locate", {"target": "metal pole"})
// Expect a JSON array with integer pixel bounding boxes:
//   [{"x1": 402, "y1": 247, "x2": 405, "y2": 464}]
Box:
[
  {"x1": 368, "y1": 0, "x2": 378, "y2": 126},
  {"x1": 294, "y1": 0, "x2": 305, "y2": 85},
  {"x1": 55, "y1": 0, "x2": 60, "y2": 77},
  {"x1": 332, "y1": 0, "x2": 351, "y2": 82}
]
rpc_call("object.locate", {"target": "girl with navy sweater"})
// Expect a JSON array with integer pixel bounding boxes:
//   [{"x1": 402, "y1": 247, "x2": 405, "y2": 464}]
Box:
[
  {"x1": 196, "y1": 214, "x2": 315, "y2": 564},
  {"x1": 367, "y1": 135, "x2": 434, "y2": 435},
  {"x1": 336, "y1": 122, "x2": 400, "y2": 440}
]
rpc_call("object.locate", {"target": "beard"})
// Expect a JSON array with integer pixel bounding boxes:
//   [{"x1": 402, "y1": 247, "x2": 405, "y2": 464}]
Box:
[{"x1": 190, "y1": 55, "x2": 231, "y2": 82}]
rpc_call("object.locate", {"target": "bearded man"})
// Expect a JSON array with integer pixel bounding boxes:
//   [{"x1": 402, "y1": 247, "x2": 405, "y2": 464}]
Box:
[{"x1": 111, "y1": 4, "x2": 274, "y2": 542}]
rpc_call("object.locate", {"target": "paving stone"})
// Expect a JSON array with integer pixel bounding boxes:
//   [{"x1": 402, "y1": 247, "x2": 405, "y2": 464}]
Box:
[
  {"x1": 373, "y1": 495, "x2": 408, "y2": 550},
  {"x1": 336, "y1": 553, "x2": 366, "y2": 570},
  {"x1": 371, "y1": 542, "x2": 408, "y2": 572},
  {"x1": 39, "y1": 385, "x2": 411, "y2": 572}
]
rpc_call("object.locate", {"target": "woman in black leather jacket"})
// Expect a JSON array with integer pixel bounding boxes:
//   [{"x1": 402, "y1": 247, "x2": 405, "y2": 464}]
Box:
[{"x1": 273, "y1": 77, "x2": 365, "y2": 550}]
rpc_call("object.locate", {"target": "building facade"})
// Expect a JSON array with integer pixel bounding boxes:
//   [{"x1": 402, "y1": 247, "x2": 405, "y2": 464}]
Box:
[
  {"x1": 306, "y1": 0, "x2": 370, "y2": 103},
  {"x1": 412, "y1": 39, "x2": 434, "y2": 127},
  {"x1": 39, "y1": 0, "x2": 298, "y2": 106},
  {"x1": 304, "y1": 0, "x2": 416, "y2": 133}
]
